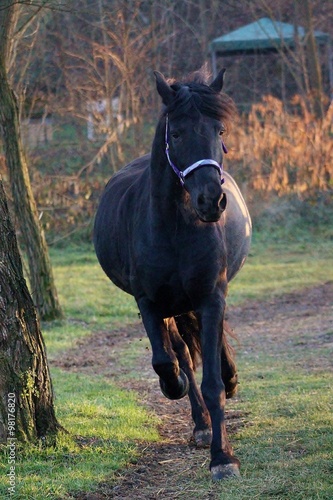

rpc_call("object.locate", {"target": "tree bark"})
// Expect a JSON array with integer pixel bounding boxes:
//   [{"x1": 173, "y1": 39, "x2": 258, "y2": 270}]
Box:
[
  {"x1": 0, "y1": 1, "x2": 63, "y2": 320},
  {"x1": 0, "y1": 179, "x2": 60, "y2": 444}
]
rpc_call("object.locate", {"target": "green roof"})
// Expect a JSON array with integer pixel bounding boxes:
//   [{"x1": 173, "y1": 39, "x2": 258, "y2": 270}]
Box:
[{"x1": 210, "y1": 17, "x2": 331, "y2": 55}]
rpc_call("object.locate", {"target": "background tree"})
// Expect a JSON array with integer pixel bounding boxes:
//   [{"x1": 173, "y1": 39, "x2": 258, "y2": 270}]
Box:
[
  {"x1": 0, "y1": 178, "x2": 59, "y2": 443},
  {"x1": 0, "y1": 1, "x2": 62, "y2": 320},
  {"x1": 294, "y1": 0, "x2": 324, "y2": 118}
]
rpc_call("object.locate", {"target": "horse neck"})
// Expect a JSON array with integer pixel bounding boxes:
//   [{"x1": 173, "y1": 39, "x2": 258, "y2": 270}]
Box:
[{"x1": 149, "y1": 121, "x2": 183, "y2": 217}]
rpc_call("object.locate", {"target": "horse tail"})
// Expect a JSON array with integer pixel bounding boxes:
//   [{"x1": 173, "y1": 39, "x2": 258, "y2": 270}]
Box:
[{"x1": 175, "y1": 311, "x2": 238, "y2": 397}]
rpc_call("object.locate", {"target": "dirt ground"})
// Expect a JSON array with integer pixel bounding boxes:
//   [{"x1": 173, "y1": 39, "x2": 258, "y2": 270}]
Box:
[{"x1": 54, "y1": 281, "x2": 333, "y2": 500}]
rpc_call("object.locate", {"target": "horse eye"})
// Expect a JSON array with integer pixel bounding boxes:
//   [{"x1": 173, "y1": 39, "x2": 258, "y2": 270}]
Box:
[
  {"x1": 219, "y1": 129, "x2": 225, "y2": 136},
  {"x1": 171, "y1": 132, "x2": 180, "y2": 140}
]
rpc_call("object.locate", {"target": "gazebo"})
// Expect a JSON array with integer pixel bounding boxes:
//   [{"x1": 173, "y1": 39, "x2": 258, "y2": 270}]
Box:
[{"x1": 209, "y1": 17, "x2": 332, "y2": 99}]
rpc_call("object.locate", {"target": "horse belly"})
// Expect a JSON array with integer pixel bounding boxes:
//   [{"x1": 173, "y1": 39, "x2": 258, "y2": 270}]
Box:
[
  {"x1": 94, "y1": 157, "x2": 151, "y2": 295},
  {"x1": 155, "y1": 283, "x2": 192, "y2": 317},
  {"x1": 96, "y1": 233, "x2": 133, "y2": 295}
]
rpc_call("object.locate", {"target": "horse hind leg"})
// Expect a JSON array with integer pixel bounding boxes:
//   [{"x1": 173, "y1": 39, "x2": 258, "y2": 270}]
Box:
[
  {"x1": 171, "y1": 315, "x2": 212, "y2": 448},
  {"x1": 221, "y1": 320, "x2": 238, "y2": 399}
]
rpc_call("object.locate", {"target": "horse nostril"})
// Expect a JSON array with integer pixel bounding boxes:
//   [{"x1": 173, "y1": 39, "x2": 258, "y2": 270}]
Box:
[{"x1": 219, "y1": 192, "x2": 227, "y2": 212}]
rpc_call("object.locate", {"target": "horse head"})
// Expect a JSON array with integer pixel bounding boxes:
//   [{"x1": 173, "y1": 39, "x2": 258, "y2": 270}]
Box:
[{"x1": 154, "y1": 69, "x2": 234, "y2": 223}]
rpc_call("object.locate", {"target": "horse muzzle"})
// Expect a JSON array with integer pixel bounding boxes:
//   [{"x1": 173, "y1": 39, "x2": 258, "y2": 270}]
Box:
[{"x1": 194, "y1": 190, "x2": 227, "y2": 222}]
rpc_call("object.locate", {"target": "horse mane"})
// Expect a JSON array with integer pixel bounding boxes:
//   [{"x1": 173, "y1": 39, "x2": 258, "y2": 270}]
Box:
[{"x1": 164, "y1": 67, "x2": 236, "y2": 131}]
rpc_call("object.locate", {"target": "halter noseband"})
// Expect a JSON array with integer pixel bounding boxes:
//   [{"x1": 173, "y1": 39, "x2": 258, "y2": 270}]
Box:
[{"x1": 165, "y1": 114, "x2": 227, "y2": 187}]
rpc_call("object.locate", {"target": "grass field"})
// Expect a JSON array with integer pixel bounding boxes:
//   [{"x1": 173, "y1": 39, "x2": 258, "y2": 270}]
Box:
[{"x1": 0, "y1": 213, "x2": 332, "y2": 498}]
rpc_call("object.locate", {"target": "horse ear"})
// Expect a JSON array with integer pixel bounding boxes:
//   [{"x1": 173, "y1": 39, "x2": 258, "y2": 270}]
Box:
[
  {"x1": 154, "y1": 71, "x2": 175, "y2": 105},
  {"x1": 210, "y1": 68, "x2": 226, "y2": 92}
]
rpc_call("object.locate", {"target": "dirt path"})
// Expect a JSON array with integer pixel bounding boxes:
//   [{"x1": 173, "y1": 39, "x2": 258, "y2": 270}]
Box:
[{"x1": 54, "y1": 281, "x2": 333, "y2": 499}]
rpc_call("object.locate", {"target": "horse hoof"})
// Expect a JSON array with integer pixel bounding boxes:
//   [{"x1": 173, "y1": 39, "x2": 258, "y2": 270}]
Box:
[
  {"x1": 159, "y1": 369, "x2": 189, "y2": 400},
  {"x1": 193, "y1": 429, "x2": 212, "y2": 448},
  {"x1": 211, "y1": 463, "x2": 241, "y2": 481}
]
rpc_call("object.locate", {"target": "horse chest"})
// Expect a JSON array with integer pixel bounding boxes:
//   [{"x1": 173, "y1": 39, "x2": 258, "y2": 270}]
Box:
[{"x1": 133, "y1": 232, "x2": 225, "y2": 312}]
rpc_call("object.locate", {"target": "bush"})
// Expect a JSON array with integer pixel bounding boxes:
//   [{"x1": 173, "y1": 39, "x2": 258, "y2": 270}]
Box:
[{"x1": 228, "y1": 95, "x2": 333, "y2": 196}]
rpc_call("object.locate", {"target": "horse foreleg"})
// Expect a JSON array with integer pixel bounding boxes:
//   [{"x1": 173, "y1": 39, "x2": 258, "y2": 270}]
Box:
[
  {"x1": 137, "y1": 298, "x2": 189, "y2": 400},
  {"x1": 199, "y1": 295, "x2": 240, "y2": 480}
]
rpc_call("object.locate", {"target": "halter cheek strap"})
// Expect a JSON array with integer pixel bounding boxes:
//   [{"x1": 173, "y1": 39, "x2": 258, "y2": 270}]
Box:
[{"x1": 165, "y1": 115, "x2": 227, "y2": 187}]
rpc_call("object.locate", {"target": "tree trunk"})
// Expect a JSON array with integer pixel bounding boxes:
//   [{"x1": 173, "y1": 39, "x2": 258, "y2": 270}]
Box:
[
  {"x1": 0, "y1": 179, "x2": 60, "y2": 444},
  {"x1": 295, "y1": 0, "x2": 324, "y2": 119},
  {"x1": 0, "y1": 1, "x2": 63, "y2": 320}
]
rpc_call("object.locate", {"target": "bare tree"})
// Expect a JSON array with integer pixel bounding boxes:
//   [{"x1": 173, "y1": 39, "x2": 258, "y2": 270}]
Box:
[
  {"x1": 294, "y1": 0, "x2": 324, "y2": 118},
  {"x1": 48, "y1": 0, "x2": 159, "y2": 172},
  {"x1": 0, "y1": 1, "x2": 62, "y2": 320}
]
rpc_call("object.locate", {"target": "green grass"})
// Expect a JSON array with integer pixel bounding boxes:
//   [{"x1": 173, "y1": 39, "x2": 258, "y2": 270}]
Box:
[
  {"x1": 52, "y1": 245, "x2": 138, "y2": 329},
  {"x1": 184, "y1": 364, "x2": 333, "y2": 499},
  {"x1": 0, "y1": 370, "x2": 159, "y2": 499},
  {"x1": 1, "y1": 214, "x2": 332, "y2": 498},
  {"x1": 229, "y1": 242, "x2": 332, "y2": 305},
  {"x1": 227, "y1": 219, "x2": 333, "y2": 305}
]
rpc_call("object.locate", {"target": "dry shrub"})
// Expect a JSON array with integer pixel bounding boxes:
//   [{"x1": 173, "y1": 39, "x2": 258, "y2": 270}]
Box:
[
  {"x1": 228, "y1": 95, "x2": 333, "y2": 197},
  {"x1": 30, "y1": 171, "x2": 105, "y2": 241}
]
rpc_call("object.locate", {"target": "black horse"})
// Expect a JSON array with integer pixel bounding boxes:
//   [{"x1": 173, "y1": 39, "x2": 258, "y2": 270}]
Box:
[{"x1": 94, "y1": 69, "x2": 252, "y2": 480}]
